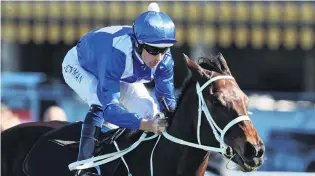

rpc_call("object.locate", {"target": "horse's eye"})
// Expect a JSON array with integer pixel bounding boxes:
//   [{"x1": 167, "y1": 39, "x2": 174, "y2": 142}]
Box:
[
  {"x1": 212, "y1": 99, "x2": 221, "y2": 105},
  {"x1": 210, "y1": 95, "x2": 221, "y2": 105}
]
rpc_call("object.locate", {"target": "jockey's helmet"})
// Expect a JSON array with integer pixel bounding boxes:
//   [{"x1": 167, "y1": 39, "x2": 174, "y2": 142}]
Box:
[{"x1": 133, "y1": 3, "x2": 176, "y2": 48}]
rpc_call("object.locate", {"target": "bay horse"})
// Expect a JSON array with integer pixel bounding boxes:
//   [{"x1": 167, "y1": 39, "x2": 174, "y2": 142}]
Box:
[{"x1": 1, "y1": 53, "x2": 265, "y2": 176}]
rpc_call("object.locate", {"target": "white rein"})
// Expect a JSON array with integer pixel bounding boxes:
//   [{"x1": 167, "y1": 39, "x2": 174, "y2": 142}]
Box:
[{"x1": 68, "y1": 75, "x2": 251, "y2": 175}]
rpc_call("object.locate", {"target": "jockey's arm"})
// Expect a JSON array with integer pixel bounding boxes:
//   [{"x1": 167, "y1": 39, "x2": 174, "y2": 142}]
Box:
[
  {"x1": 97, "y1": 52, "x2": 159, "y2": 132},
  {"x1": 154, "y1": 53, "x2": 177, "y2": 111},
  {"x1": 98, "y1": 79, "x2": 165, "y2": 133},
  {"x1": 97, "y1": 52, "x2": 144, "y2": 130}
]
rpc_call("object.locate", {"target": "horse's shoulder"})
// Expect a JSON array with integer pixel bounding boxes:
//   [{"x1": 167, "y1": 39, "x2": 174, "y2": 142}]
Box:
[
  {"x1": 95, "y1": 128, "x2": 152, "y2": 157},
  {"x1": 95, "y1": 129, "x2": 139, "y2": 151}
]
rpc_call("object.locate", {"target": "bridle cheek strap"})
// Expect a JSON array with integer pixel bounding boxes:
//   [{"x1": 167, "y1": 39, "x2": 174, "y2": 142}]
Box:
[{"x1": 195, "y1": 75, "x2": 251, "y2": 156}]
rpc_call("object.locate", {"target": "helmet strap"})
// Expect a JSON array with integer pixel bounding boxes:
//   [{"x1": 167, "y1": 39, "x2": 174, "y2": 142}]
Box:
[
  {"x1": 132, "y1": 24, "x2": 143, "y2": 56},
  {"x1": 135, "y1": 39, "x2": 143, "y2": 56}
]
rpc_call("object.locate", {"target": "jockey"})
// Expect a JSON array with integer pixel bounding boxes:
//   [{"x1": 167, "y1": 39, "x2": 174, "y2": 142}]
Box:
[{"x1": 62, "y1": 2, "x2": 177, "y2": 176}]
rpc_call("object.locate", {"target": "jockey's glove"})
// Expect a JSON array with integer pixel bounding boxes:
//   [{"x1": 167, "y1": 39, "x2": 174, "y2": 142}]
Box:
[{"x1": 139, "y1": 112, "x2": 168, "y2": 134}]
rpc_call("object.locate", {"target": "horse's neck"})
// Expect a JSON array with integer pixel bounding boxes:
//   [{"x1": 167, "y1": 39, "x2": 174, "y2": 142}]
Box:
[
  {"x1": 168, "y1": 85, "x2": 198, "y2": 140},
  {"x1": 153, "y1": 85, "x2": 209, "y2": 175}
]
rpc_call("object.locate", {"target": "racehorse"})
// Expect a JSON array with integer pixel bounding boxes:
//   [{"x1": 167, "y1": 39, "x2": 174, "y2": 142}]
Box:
[{"x1": 1, "y1": 53, "x2": 265, "y2": 176}]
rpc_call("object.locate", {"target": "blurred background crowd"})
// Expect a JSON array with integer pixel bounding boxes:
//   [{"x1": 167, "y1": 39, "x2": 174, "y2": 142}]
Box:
[{"x1": 1, "y1": 1, "x2": 315, "y2": 175}]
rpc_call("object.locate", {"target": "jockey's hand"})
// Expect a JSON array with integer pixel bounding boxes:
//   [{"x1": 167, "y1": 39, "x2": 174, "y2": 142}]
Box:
[
  {"x1": 139, "y1": 112, "x2": 168, "y2": 134},
  {"x1": 152, "y1": 112, "x2": 168, "y2": 133}
]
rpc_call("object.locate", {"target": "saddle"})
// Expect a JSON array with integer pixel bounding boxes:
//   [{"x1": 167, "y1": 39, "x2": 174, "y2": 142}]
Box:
[{"x1": 23, "y1": 122, "x2": 130, "y2": 176}]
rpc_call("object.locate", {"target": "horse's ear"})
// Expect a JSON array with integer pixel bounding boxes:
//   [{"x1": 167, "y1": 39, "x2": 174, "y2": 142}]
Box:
[
  {"x1": 182, "y1": 53, "x2": 204, "y2": 80},
  {"x1": 217, "y1": 53, "x2": 232, "y2": 75},
  {"x1": 174, "y1": 52, "x2": 192, "y2": 86}
]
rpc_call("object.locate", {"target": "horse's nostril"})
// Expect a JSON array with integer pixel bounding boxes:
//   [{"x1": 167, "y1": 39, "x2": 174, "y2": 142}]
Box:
[
  {"x1": 257, "y1": 148, "x2": 264, "y2": 157},
  {"x1": 244, "y1": 141, "x2": 257, "y2": 159}
]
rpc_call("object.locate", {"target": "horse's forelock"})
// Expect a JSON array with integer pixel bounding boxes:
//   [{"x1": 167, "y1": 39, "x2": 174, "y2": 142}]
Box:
[{"x1": 197, "y1": 54, "x2": 228, "y2": 75}]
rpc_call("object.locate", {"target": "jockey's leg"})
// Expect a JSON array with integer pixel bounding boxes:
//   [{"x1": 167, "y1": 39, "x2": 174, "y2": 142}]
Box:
[
  {"x1": 120, "y1": 82, "x2": 159, "y2": 120},
  {"x1": 77, "y1": 105, "x2": 103, "y2": 161},
  {"x1": 62, "y1": 47, "x2": 102, "y2": 175},
  {"x1": 75, "y1": 105, "x2": 103, "y2": 176},
  {"x1": 62, "y1": 47, "x2": 101, "y2": 107}
]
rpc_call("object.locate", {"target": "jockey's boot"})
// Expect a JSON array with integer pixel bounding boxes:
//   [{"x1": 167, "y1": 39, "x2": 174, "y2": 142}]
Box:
[
  {"x1": 75, "y1": 104, "x2": 104, "y2": 176},
  {"x1": 75, "y1": 125, "x2": 101, "y2": 176}
]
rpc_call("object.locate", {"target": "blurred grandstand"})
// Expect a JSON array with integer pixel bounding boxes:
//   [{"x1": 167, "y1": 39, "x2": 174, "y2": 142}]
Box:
[{"x1": 1, "y1": 1, "x2": 315, "y2": 175}]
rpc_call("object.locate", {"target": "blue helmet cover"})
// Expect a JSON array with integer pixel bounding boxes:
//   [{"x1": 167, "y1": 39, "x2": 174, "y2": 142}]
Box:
[{"x1": 133, "y1": 11, "x2": 176, "y2": 46}]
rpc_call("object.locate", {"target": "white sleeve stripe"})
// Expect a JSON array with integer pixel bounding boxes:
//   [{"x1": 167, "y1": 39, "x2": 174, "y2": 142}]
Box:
[{"x1": 113, "y1": 35, "x2": 134, "y2": 79}]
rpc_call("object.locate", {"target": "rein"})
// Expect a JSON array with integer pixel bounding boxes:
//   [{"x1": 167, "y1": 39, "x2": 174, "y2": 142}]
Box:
[{"x1": 68, "y1": 75, "x2": 251, "y2": 175}]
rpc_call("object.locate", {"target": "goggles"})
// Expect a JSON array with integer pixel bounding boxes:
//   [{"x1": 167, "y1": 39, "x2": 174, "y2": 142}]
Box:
[{"x1": 142, "y1": 44, "x2": 168, "y2": 55}]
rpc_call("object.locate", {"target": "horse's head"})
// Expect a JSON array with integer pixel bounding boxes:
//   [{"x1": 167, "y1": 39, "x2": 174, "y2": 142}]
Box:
[{"x1": 180, "y1": 53, "x2": 265, "y2": 172}]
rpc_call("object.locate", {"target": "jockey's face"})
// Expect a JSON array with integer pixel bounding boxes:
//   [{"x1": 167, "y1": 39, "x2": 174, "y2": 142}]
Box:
[
  {"x1": 136, "y1": 42, "x2": 167, "y2": 68},
  {"x1": 141, "y1": 48, "x2": 164, "y2": 68}
]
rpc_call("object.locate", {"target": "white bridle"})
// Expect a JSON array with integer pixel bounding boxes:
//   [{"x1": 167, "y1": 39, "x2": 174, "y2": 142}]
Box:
[
  {"x1": 162, "y1": 75, "x2": 251, "y2": 156},
  {"x1": 68, "y1": 75, "x2": 251, "y2": 174}
]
